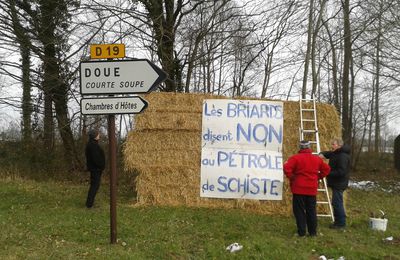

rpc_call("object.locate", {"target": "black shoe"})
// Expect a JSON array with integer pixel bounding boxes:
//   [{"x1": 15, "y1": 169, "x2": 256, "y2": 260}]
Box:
[
  {"x1": 296, "y1": 233, "x2": 306, "y2": 237},
  {"x1": 329, "y1": 224, "x2": 345, "y2": 229}
]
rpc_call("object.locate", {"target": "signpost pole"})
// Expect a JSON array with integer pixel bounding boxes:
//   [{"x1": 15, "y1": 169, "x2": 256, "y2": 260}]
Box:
[
  {"x1": 108, "y1": 114, "x2": 117, "y2": 244},
  {"x1": 82, "y1": 44, "x2": 167, "y2": 245}
]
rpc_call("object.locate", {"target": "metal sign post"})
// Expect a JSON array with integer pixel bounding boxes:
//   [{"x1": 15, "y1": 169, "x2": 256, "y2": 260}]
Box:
[
  {"x1": 108, "y1": 114, "x2": 117, "y2": 244},
  {"x1": 81, "y1": 46, "x2": 167, "y2": 244}
]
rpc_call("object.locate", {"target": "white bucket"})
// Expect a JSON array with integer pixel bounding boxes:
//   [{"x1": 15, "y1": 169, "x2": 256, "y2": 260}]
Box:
[{"x1": 369, "y1": 217, "x2": 388, "y2": 231}]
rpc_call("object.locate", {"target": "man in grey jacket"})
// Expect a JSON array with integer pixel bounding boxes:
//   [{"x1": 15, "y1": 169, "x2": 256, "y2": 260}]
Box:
[{"x1": 320, "y1": 138, "x2": 351, "y2": 229}]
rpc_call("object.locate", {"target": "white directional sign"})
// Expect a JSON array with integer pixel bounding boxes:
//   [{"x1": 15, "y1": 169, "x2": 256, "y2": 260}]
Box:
[
  {"x1": 80, "y1": 59, "x2": 167, "y2": 95},
  {"x1": 80, "y1": 96, "x2": 148, "y2": 115}
]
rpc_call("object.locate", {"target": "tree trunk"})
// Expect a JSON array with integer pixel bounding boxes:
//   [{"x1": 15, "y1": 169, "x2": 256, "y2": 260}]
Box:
[
  {"x1": 39, "y1": 0, "x2": 81, "y2": 169},
  {"x1": 43, "y1": 86, "x2": 54, "y2": 151},
  {"x1": 353, "y1": 107, "x2": 370, "y2": 170},
  {"x1": 373, "y1": 1, "x2": 384, "y2": 154},
  {"x1": 141, "y1": 0, "x2": 181, "y2": 92},
  {"x1": 323, "y1": 19, "x2": 340, "y2": 112},
  {"x1": 217, "y1": 41, "x2": 225, "y2": 95},
  {"x1": 261, "y1": 50, "x2": 274, "y2": 98},
  {"x1": 341, "y1": 0, "x2": 352, "y2": 144},
  {"x1": 302, "y1": 0, "x2": 314, "y2": 99},
  {"x1": 53, "y1": 82, "x2": 82, "y2": 170},
  {"x1": 349, "y1": 56, "x2": 355, "y2": 153},
  {"x1": 9, "y1": 0, "x2": 32, "y2": 146},
  {"x1": 21, "y1": 46, "x2": 33, "y2": 145},
  {"x1": 374, "y1": 28, "x2": 381, "y2": 153},
  {"x1": 368, "y1": 80, "x2": 375, "y2": 153},
  {"x1": 311, "y1": 0, "x2": 327, "y2": 97},
  {"x1": 185, "y1": 39, "x2": 201, "y2": 93}
]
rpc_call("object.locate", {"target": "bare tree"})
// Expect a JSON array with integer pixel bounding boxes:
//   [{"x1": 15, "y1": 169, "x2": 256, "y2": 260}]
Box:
[
  {"x1": 9, "y1": 0, "x2": 33, "y2": 145},
  {"x1": 135, "y1": 0, "x2": 203, "y2": 92},
  {"x1": 10, "y1": 0, "x2": 83, "y2": 169},
  {"x1": 301, "y1": 0, "x2": 314, "y2": 99},
  {"x1": 311, "y1": 0, "x2": 327, "y2": 96},
  {"x1": 341, "y1": 0, "x2": 352, "y2": 145},
  {"x1": 322, "y1": 17, "x2": 340, "y2": 111},
  {"x1": 0, "y1": 0, "x2": 33, "y2": 146}
]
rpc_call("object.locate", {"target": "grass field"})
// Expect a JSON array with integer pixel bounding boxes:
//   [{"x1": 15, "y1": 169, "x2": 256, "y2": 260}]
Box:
[{"x1": 0, "y1": 172, "x2": 399, "y2": 259}]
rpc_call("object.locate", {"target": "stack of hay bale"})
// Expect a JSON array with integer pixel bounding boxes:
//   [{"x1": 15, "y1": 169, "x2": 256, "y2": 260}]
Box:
[{"x1": 123, "y1": 92, "x2": 341, "y2": 215}]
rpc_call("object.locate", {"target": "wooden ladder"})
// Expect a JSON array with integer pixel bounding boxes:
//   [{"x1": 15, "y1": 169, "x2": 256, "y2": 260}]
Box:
[{"x1": 299, "y1": 98, "x2": 334, "y2": 221}]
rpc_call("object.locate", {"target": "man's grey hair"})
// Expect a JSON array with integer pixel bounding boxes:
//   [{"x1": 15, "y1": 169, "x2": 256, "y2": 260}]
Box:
[{"x1": 331, "y1": 138, "x2": 344, "y2": 146}]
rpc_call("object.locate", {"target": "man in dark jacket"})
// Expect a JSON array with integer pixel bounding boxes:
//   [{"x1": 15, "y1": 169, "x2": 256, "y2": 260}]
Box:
[
  {"x1": 284, "y1": 140, "x2": 331, "y2": 237},
  {"x1": 85, "y1": 129, "x2": 105, "y2": 208},
  {"x1": 320, "y1": 138, "x2": 351, "y2": 229}
]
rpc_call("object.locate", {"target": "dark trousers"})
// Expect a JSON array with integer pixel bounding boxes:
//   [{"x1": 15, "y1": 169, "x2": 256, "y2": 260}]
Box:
[
  {"x1": 332, "y1": 189, "x2": 346, "y2": 226},
  {"x1": 292, "y1": 194, "x2": 317, "y2": 236},
  {"x1": 86, "y1": 170, "x2": 102, "y2": 208}
]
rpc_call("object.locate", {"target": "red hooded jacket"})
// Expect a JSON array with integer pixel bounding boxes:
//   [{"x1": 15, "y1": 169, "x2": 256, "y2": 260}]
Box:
[{"x1": 283, "y1": 148, "x2": 330, "y2": 195}]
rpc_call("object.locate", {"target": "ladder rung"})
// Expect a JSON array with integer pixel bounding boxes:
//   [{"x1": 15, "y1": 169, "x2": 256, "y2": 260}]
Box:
[
  {"x1": 317, "y1": 201, "x2": 330, "y2": 204},
  {"x1": 301, "y1": 108, "x2": 314, "y2": 111},
  {"x1": 317, "y1": 214, "x2": 333, "y2": 217},
  {"x1": 302, "y1": 129, "x2": 317, "y2": 133},
  {"x1": 317, "y1": 189, "x2": 326, "y2": 191},
  {"x1": 302, "y1": 119, "x2": 315, "y2": 122},
  {"x1": 309, "y1": 141, "x2": 318, "y2": 143}
]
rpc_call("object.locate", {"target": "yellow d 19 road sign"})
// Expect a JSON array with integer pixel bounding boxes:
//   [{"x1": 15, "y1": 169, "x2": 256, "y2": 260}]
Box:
[{"x1": 90, "y1": 44, "x2": 125, "y2": 59}]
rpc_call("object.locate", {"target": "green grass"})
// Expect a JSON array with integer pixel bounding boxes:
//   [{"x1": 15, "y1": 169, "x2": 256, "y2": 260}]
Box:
[{"x1": 0, "y1": 175, "x2": 399, "y2": 259}]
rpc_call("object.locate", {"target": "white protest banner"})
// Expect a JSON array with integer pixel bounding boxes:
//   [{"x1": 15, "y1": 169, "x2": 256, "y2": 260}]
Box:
[{"x1": 200, "y1": 99, "x2": 284, "y2": 200}]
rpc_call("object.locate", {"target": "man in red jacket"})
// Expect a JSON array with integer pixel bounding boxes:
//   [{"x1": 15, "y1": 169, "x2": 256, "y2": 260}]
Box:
[{"x1": 283, "y1": 140, "x2": 330, "y2": 237}]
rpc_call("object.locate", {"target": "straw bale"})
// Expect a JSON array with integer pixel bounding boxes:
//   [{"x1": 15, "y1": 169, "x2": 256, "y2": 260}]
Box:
[
  {"x1": 127, "y1": 150, "x2": 200, "y2": 168},
  {"x1": 125, "y1": 130, "x2": 200, "y2": 153},
  {"x1": 123, "y1": 92, "x2": 341, "y2": 216},
  {"x1": 133, "y1": 165, "x2": 292, "y2": 215},
  {"x1": 143, "y1": 92, "x2": 226, "y2": 113},
  {"x1": 135, "y1": 112, "x2": 202, "y2": 131}
]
